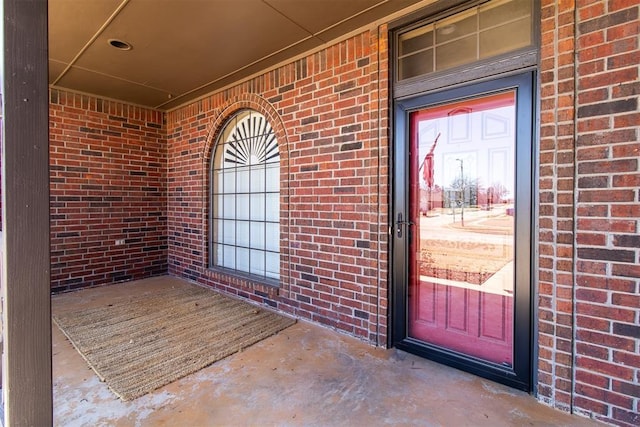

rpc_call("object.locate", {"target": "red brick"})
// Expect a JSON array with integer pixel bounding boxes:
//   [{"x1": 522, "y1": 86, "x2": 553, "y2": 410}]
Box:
[
  {"x1": 576, "y1": 342, "x2": 609, "y2": 360},
  {"x1": 576, "y1": 356, "x2": 635, "y2": 381},
  {"x1": 611, "y1": 262, "x2": 640, "y2": 278},
  {"x1": 612, "y1": 350, "x2": 640, "y2": 368},
  {"x1": 611, "y1": 293, "x2": 640, "y2": 308},
  {"x1": 577, "y1": 218, "x2": 636, "y2": 233},
  {"x1": 579, "y1": 3, "x2": 606, "y2": 20},
  {"x1": 575, "y1": 302, "x2": 636, "y2": 323},
  {"x1": 611, "y1": 408, "x2": 640, "y2": 426},
  {"x1": 576, "y1": 275, "x2": 636, "y2": 292},
  {"x1": 576, "y1": 370, "x2": 610, "y2": 389},
  {"x1": 49, "y1": 93, "x2": 167, "y2": 292}
]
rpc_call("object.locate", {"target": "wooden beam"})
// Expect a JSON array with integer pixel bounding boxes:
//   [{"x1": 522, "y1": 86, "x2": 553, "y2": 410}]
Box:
[{"x1": 2, "y1": 0, "x2": 52, "y2": 425}]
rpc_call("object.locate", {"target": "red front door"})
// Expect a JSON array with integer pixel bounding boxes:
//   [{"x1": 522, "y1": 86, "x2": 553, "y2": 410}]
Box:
[{"x1": 407, "y1": 91, "x2": 516, "y2": 366}]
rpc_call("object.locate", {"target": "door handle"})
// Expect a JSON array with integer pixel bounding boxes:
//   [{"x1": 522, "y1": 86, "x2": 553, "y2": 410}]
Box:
[{"x1": 396, "y1": 213, "x2": 414, "y2": 238}]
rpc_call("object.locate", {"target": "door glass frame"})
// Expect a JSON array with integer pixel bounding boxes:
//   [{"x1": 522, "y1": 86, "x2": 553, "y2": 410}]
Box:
[{"x1": 392, "y1": 72, "x2": 534, "y2": 391}]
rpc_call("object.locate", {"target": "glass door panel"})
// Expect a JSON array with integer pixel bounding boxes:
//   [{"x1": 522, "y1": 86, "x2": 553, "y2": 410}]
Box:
[{"x1": 408, "y1": 91, "x2": 516, "y2": 366}]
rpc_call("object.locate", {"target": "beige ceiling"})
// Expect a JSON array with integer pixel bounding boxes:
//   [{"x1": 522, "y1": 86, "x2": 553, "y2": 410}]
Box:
[{"x1": 49, "y1": 0, "x2": 424, "y2": 110}]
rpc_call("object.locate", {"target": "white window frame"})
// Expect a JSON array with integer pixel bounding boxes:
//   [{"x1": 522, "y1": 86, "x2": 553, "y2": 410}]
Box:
[{"x1": 209, "y1": 110, "x2": 280, "y2": 283}]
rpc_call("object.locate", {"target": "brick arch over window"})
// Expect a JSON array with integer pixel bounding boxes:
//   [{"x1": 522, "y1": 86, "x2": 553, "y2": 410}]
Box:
[
  {"x1": 203, "y1": 95, "x2": 289, "y2": 164},
  {"x1": 201, "y1": 95, "x2": 290, "y2": 296}
]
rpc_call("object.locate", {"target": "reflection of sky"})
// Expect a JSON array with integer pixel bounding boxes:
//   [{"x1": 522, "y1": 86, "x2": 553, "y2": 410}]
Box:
[{"x1": 418, "y1": 106, "x2": 515, "y2": 197}]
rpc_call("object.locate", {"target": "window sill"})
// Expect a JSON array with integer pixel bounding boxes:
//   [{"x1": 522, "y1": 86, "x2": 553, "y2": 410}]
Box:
[{"x1": 205, "y1": 266, "x2": 280, "y2": 290}]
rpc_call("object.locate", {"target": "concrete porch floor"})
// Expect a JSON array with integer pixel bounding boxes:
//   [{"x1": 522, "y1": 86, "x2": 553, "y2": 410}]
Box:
[{"x1": 52, "y1": 276, "x2": 599, "y2": 426}]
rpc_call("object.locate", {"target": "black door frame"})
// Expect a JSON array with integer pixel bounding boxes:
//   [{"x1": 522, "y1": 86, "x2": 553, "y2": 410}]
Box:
[{"x1": 391, "y1": 72, "x2": 535, "y2": 391}]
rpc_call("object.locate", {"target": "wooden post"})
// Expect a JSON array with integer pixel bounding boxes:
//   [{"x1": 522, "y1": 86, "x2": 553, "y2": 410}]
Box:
[{"x1": 2, "y1": 0, "x2": 52, "y2": 425}]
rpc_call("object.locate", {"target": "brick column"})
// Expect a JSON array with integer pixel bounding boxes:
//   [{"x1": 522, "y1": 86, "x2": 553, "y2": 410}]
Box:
[
  {"x1": 538, "y1": 0, "x2": 577, "y2": 412},
  {"x1": 538, "y1": 1, "x2": 640, "y2": 425},
  {"x1": 573, "y1": 1, "x2": 639, "y2": 424}
]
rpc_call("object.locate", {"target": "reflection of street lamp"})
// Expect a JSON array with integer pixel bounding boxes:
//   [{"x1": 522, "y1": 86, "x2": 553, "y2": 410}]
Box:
[{"x1": 456, "y1": 158, "x2": 464, "y2": 227}]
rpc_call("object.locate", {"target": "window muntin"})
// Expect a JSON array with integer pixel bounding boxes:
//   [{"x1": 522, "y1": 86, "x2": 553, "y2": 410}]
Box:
[
  {"x1": 210, "y1": 110, "x2": 280, "y2": 281},
  {"x1": 397, "y1": 0, "x2": 533, "y2": 81}
]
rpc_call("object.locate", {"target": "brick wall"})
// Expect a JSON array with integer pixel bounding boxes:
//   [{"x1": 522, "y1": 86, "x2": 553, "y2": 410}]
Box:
[
  {"x1": 166, "y1": 28, "x2": 390, "y2": 344},
  {"x1": 41, "y1": 2, "x2": 639, "y2": 424},
  {"x1": 49, "y1": 90, "x2": 168, "y2": 292},
  {"x1": 539, "y1": 1, "x2": 639, "y2": 425},
  {"x1": 538, "y1": 0, "x2": 578, "y2": 413}
]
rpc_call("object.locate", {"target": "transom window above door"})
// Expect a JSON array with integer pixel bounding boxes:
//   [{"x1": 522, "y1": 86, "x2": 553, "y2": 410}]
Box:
[
  {"x1": 209, "y1": 110, "x2": 280, "y2": 282},
  {"x1": 396, "y1": 0, "x2": 533, "y2": 81}
]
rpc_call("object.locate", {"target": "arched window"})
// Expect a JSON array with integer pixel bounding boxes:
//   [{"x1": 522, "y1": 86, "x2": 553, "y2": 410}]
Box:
[{"x1": 210, "y1": 110, "x2": 280, "y2": 281}]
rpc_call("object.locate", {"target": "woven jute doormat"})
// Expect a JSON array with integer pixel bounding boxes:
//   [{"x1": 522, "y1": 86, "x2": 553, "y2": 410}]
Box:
[{"x1": 53, "y1": 284, "x2": 295, "y2": 401}]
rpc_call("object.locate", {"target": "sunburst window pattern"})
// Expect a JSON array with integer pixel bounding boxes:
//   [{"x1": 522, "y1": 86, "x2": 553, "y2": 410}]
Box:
[{"x1": 210, "y1": 110, "x2": 280, "y2": 281}]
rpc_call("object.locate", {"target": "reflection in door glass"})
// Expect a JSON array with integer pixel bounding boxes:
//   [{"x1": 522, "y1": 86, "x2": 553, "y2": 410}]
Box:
[{"x1": 408, "y1": 91, "x2": 516, "y2": 366}]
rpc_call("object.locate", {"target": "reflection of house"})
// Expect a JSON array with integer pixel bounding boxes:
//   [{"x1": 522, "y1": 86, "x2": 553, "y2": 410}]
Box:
[{"x1": 3, "y1": 1, "x2": 639, "y2": 426}]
